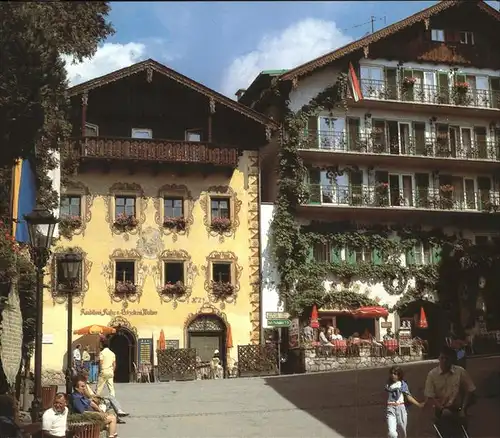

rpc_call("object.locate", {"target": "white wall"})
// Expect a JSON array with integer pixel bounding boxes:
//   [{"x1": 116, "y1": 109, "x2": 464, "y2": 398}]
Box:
[{"x1": 260, "y1": 203, "x2": 281, "y2": 331}]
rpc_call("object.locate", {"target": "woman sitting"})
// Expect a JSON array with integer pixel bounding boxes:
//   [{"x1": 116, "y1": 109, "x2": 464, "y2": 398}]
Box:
[{"x1": 71, "y1": 377, "x2": 118, "y2": 438}]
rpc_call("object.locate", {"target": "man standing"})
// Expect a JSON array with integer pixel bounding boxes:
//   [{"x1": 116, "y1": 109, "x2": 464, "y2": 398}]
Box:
[
  {"x1": 72, "y1": 344, "x2": 82, "y2": 374},
  {"x1": 424, "y1": 345, "x2": 476, "y2": 437},
  {"x1": 42, "y1": 393, "x2": 68, "y2": 438},
  {"x1": 96, "y1": 338, "x2": 116, "y2": 397}
]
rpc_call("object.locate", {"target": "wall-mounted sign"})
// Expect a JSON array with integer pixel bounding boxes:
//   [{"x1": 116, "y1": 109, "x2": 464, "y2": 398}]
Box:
[
  {"x1": 288, "y1": 318, "x2": 300, "y2": 349},
  {"x1": 42, "y1": 334, "x2": 54, "y2": 344},
  {"x1": 138, "y1": 338, "x2": 153, "y2": 365},
  {"x1": 165, "y1": 339, "x2": 179, "y2": 349},
  {"x1": 80, "y1": 308, "x2": 158, "y2": 317},
  {"x1": 381, "y1": 322, "x2": 392, "y2": 329}
]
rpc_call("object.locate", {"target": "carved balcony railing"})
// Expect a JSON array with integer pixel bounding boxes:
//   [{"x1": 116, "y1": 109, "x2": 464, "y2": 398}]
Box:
[
  {"x1": 304, "y1": 183, "x2": 500, "y2": 213},
  {"x1": 358, "y1": 79, "x2": 500, "y2": 110},
  {"x1": 299, "y1": 131, "x2": 500, "y2": 161},
  {"x1": 67, "y1": 137, "x2": 240, "y2": 167}
]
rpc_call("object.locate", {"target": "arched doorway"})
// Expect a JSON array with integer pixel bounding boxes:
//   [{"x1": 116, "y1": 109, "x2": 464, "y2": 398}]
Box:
[
  {"x1": 107, "y1": 316, "x2": 137, "y2": 383},
  {"x1": 187, "y1": 314, "x2": 226, "y2": 370},
  {"x1": 398, "y1": 299, "x2": 447, "y2": 358}
]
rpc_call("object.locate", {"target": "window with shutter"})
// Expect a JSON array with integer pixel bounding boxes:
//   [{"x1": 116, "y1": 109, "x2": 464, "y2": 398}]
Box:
[
  {"x1": 371, "y1": 248, "x2": 382, "y2": 265},
  {"x1": 331, "y1": 247, "x2": 342, "y2": 264},
  {"x1": 431, "y1": 245, "x2": 442, "y2": 264},
  {"x1": 346, "y1": 246, "x2": 357, "y2": 264}
]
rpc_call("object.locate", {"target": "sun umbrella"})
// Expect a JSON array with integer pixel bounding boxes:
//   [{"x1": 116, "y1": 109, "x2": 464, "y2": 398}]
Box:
[
  {"x1": 226, "y1": 323, "x2": 233, "y2": 349},
  {"x1": 310, "y1": 304, "x2": 320, "y2": 328},
  {"x1": 73, "y1": 324, "x2": 116, "y2": 335},
  {"x1": 417, "y1": 306, "x2": 428, "y2": 329},
  {"x1": 352, "y1": 306, "x2": 389, "y2": 319},
  {"x1": 158, "y1": 329, "x2": 166, "y2": 350}
]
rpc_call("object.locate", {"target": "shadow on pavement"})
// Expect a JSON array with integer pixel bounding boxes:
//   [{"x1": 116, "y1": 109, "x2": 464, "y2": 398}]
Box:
[{"x1": 264, "y1": 356, "x2": 500, "y2": 438}]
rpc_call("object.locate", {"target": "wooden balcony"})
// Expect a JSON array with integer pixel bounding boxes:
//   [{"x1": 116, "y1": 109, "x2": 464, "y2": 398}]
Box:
[
  {"x1": 67, "y1": 137, "x2": 240, "y2": 168},
  {"x1": 298, "y1": 131, "x2": 500, "y2": 172}
]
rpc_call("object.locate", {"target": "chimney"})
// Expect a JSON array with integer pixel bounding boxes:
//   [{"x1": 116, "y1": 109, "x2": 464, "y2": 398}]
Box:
[{"x1": 235, "y1": 88, "x2": 247, "y2": 101}]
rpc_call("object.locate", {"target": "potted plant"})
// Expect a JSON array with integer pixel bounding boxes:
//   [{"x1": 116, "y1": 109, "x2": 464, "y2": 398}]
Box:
[
  {"x1": 439, "y1": 185, "x2": 454, "y2": 209},
  {"x1": 113, "y1": 213, "x2": 138, "y2": 230},
  {"x1": 211, "y1": 281, "x2": 234, "y2": 298},
  {"x1": 163, "y1": 216, "x2": 186, "y2": 231},
  {"x1": 210, "y1": 217, "x2": 231, "y2": 233},
  {"x1": 161, "y1": 281, "x2": 186, "y2": 296},
  {"x1": 452, "y1": 81, "x2": 470, "y2": 105},
  {"x1": 374, "y1": 182, "x2": 389, "y2": 206},
  {"x1": 59, "y1": 215, "x2": 83, "y2": 238},
  {"x1": 115, "y1": 280, "x2": 136, "y2": 295},
  {"x1": 402, "y1": 76, "x2": 417, "y2": 90}
]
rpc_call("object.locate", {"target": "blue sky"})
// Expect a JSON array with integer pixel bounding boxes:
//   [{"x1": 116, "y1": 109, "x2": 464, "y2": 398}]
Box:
[{"x1": 64, "y1": 1, "x2": 498, "y2": 98}]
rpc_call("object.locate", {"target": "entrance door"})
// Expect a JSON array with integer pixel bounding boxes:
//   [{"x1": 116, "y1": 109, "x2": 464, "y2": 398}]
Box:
[
  {"x1": 187, "y1": 315, "x2": 226, "y2": 371},
  {"x1": 190, "y1": 336, "x2": 221, "y2": 362},
  {"x1": 109, "y1": 328, "x2": 136, "y2": 383}
]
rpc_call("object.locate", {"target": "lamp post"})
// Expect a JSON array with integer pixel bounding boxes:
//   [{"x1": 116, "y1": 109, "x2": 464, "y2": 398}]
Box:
[
  {"x1": 24, "y1": 207, "x2": 58, "y2": 421},
  {"x1": 58, "y1": 251, "x2": 83, "y2": 394}
]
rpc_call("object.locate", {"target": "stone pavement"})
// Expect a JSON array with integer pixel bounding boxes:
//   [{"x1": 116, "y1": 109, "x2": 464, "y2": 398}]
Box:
[{"x1": 100, "y1": 356, "x2": 500, "y2": 438}]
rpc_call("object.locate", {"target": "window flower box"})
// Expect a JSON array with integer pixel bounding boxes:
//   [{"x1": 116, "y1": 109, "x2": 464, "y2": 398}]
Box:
[
  {"x1": 163, "y1": 216, "x2": 186, "y2": 231},
  {"x1": 113, "y1": 214, "x2": 138, "y2": 230},
  {"x1": 115, "y1": 280, "x2": 136, "y2": 295},
  {"x1": 210, "y1": 217, "x2": 232, "y2": 233},
  {"x1": 59, "y1": 215, "x2": 83, "y2": 238},
  {"x1": 374, "y1": 182, "x2": 389, "y2": 207},
  {"x1": 160, "y1": 281, "x2": 186, "y2": 296},
  {"x1": 211, "y1": 281, "x2": 234, "y2": 298}
]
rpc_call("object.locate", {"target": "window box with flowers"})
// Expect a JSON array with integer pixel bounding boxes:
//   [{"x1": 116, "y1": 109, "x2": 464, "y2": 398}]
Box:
[
  {"x1": 59, "y1": 215, "x2": 83, "y2": 239},
  {"x1": 211, "y1": 281, "x2": 234, "y2": 298},
  {"x1": 210, "y1": 217, "x2": 232, "y2": 233},
  {"x1": 113, "y1": 214, "x2": 138, "y2": 230},
  {"x1": 163, "y1": 216, "x2": 186, "y2": 231},
  {"x1": 401, "y1": 76, "x2": 417, "y2": 91},
  {"x1": 115, "y1": 280, "x2": 137, "y2": 295},
  {"x1": 452, "y1": 82, "x2": 470, "y2": 106},
  {"x1": 374, "y1": 182, "x2": 389, "y2": 207},
  {"x1": 160, "y1": 281, "x2": 186, "y2": 297}
]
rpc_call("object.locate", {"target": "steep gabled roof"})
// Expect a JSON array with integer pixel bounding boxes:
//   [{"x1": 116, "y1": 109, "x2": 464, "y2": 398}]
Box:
[
  {"x1": 280, "y1": 0, "x2": 500, "y2": 82},
  {"x1": 67, "y1": 59, "x2": 278, "y2": 128}
]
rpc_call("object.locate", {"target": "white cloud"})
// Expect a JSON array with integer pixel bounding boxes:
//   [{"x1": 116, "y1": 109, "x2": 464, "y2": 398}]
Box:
[
  {"x1": 64, "y1": 42, "x2": 147, "y2": 86},
  {"x1": 221, "y1": 18, "x2": 352, "y2": 98}
]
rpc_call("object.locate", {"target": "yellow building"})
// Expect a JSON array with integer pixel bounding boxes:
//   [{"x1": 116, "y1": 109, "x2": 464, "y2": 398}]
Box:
[{"x1": 41, "y1": 59, "x2": 276, "y2": 382}]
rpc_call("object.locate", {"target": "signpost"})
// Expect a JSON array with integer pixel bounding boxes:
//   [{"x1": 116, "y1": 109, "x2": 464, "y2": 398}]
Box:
[
  {"x1": 266, "y1": 312, "x2": 290, "y2": 320},
  {"x1": 266, "y1": 311, "x2": 292, "y2": 375},
  {"x1": 267, "y1": 319, "x2": 291, "y2": 328}
]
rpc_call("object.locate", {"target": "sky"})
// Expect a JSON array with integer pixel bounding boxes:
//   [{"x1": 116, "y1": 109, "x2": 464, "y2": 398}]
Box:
[{"x1": 64, "y1": 1, "x2": 500, "y2": 99}]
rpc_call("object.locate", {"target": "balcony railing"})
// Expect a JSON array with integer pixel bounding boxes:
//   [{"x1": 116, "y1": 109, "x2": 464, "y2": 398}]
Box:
[
  {"x1": 299, "y1": 131, "x2": 500, "y2": 161},
  {"x1": 305, "y1": 183, "x2": 500, "y2": 213},
  {"x1": 359, "y1": 79, "x2": 500, "y2": 110},
  {"x1": 68, "y1": 137, "x2": 240, "y2": 167}
]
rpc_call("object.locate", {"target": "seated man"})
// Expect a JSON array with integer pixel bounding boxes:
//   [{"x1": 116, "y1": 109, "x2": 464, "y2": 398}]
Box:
[
  {"x1": 72, "y1": 378, "x2": 118, "y2": 438},
  {"x1": 78, "y1": 369, "x2": 128, "y2": 422},
  {"x1": 42, "y1": 393, "x2": 68, "y2": 438}
]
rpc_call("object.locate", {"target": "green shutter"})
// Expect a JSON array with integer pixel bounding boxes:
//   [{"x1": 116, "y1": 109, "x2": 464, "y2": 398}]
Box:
[
  {"x1": 331, "y1": 246, "x2": 341, "y2": 264},
  {"x1": 308, "y1": 245, "x2": 314, "y2": 262},
  {"x1": 431, "y1": 245, "x2": 442, "y2": 264},
  {"x1": 371, "y1": 248, "x2": 382, "y2": 265},
  {"x1": 405, "y1": 247, "x2": 416, "y2": 266},
  {"x1": 347, "y1": 247, "x2": 356, "y2": 264}
]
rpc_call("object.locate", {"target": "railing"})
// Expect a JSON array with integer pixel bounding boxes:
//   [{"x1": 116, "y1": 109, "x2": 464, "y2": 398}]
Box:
[
  {"x1": 305, "y1": 183, "x2": 500, "y2": 212},
  {"x1": 314, "y1": 338, "x2": 426, "y2": 358},
  {"x1": 299, "y1": 130, "x2": 500, "y2": 161},
  {"x1": 359, "y1": 79, "x2": 500, "y2": 110},
  {"x1": 67, "y1": 137, "x2": 240, "y2": 167}
]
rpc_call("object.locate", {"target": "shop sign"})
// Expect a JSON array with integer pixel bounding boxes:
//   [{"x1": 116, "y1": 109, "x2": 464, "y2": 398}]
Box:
[{"x1": 80, "y1": 308, "x2": 158, "y2": 317}]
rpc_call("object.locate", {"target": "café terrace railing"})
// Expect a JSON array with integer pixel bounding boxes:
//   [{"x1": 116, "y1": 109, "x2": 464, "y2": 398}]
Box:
[
  {"x1": 359, "y1": 78, "x2": 500, "y2": 110},
  {"x1": 305, "y1": 183, "x2": 500, "y2": 213},
  {"x1": 299, "y1": 130, "x2": 500, "y2": 161},
  {"x1": 67, "y1": 137, "x2": 240, "y2": 167}
]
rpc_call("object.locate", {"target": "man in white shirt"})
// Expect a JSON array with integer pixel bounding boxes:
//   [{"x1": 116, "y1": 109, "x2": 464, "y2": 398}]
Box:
[
  {"x1": 97, "y1": 338, "x2": 116, "y2": 397},
  {"x1": 73, "y1": 344, "x2": 82, "y2": 373},
  {"x1": 42, "y1": 393, "x2": 68, "y2": 438}
]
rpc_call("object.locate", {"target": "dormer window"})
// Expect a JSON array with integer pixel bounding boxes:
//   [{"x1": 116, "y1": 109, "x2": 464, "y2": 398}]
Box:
[
  {"x1": 459, "y1": 31, "x2": 474, "y2": 45},
  {"x1": 131, "y1": 128, "x2": 153, "y2": 139},
  {"x1": 431, "y1": 29, "x2": 445, "y2": 42}
]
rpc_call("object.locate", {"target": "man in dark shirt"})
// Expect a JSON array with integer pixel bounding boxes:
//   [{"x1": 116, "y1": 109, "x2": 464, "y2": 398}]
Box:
[{"x1": 72, "y1": 378, "x2": 118, "y2": 437}]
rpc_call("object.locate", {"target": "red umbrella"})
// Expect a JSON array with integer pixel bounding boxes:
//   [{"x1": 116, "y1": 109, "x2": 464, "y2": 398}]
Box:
[
  {"x1": 417, "y1": 306, "x2": 428, "y2": 329},
  {"x1": 158, "y1": 329, "x2": 166, "y2": 350},
  {"x1": 352, "y1": 306, "x2": 389, "y2": 319},
  {"x1": 310, "y1": 304, "x2": 320, "y2": 328}
]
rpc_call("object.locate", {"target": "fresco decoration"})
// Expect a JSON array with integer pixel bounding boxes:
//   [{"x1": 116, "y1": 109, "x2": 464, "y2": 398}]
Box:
[
  {"x1": 108, "y1": 315, "x2": 138, "y2": 338},
  {"x1": 104, "y1": 182, "x2": 148, "y2": 240},
  {"x1": 246, "y1": 152, "x2": 261, "y2": 344},
  {"x1": 151, "y1": 249, "x2": 198, "y2": 309},
  {"x1": 202, "y1": 251, "x2": 242, "y2": 309},
  {"x1": 153, "y1": 184, "x2": 194, "y2": 241},
  {"x1": 60, "y1": 180, "x2": 95, "y2": 239},
  {"x1": 50, "y1": 246, "x2": 92, "y2": 305},
  {"x1": 183, "y1": 300, "x2": 228, "y2": 346},
  {"x1": 102, "y1": 249, "x2": 147, "y2": 307},
  {"x1": 200, "y1": 185, "x2": 242, "y2": 242},
  {"x1": 136, "y1": 226, "x2": 164, "y2": 260}
]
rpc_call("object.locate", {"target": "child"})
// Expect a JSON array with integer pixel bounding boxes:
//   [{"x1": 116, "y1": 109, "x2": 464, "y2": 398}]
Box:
[{"x1": 385, "y1": 366, "x2": 424, "y2": 438}]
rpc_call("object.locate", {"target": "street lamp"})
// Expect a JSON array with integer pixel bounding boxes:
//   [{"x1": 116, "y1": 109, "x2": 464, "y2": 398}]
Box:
[
  {"x1": 58, "y1": 251, "x2": 83, "y2": 394},
  {"x1": 24, "y1": 207, "x2": 58, "y2": 421}
]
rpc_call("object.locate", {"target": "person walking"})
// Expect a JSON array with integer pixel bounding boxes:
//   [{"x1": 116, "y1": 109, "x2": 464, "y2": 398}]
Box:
[
  {"x1": 385, "y1": 366, "x2": 424, "y2": 438},
  {"x1": 96, "y1": 337, "x2": 116, "y2": 398}
]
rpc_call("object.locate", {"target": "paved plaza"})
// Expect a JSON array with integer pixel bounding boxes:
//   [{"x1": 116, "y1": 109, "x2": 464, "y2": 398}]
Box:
[{"x1": 105, "y1": 356, "x2": 499, "y2": 438}]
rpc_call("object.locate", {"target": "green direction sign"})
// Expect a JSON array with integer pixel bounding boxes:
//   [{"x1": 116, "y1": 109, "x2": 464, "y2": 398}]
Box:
[{"x1": 268, "y1": 319, "x2": 291, "y2": 328}]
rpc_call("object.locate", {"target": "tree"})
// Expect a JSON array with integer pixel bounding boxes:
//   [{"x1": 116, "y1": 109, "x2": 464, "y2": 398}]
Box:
[{"x1": 0, "y1": 2, "x2": 114, "y2": 210}]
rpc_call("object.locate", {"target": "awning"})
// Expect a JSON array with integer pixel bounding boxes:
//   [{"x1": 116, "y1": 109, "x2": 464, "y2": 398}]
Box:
[{"x1": 351, "y1": 306, "x2": 389, "y2": 319}]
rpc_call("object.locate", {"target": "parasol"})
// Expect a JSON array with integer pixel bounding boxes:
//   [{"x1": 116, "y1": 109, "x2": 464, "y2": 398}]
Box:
[
  {"x1": 158, "y1": 329, "x2": 166, "y2": 350},
  {"x1": 351, "y1": 306, "x2": 389, "y2": 319},
  {"x1": 417, "y1": 306, "x2": 428, "y2": 329},
  {"x1": 310, "y1": 304, "x2": 320, "y2": 328},
  {"x1": 73, "y1": 324, "x2": 116, "y2": 335},
  {"x1": 226, "y1": 323, "x2": 233, "y2": 350}
]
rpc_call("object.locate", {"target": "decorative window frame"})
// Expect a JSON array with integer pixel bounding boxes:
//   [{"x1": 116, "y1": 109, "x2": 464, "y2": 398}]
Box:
[
  {"x1": 104, "y1": 182, "x2": 147, "y2": 239},
  {"x1": 153, "y1": 184, "x2": 194, "y2": 241},
  {"x1": 50, "y1": 246, "x2": 92, "y2": 305},
  {"x1": 60, "y1": 181, "x2": 94, "y2": 239},
  {"x1": 202, "y1": 251, "x2": 242, "y2": 309},
  {"x1": 200, "y1": 186, "x2": 242, "y2": 241},
  {"x1": 152, "y1": 249, "x2": 198, "y2": 308},
  {"x1": 101, "y1": 249, "x2": 147, "y2": 307}
]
